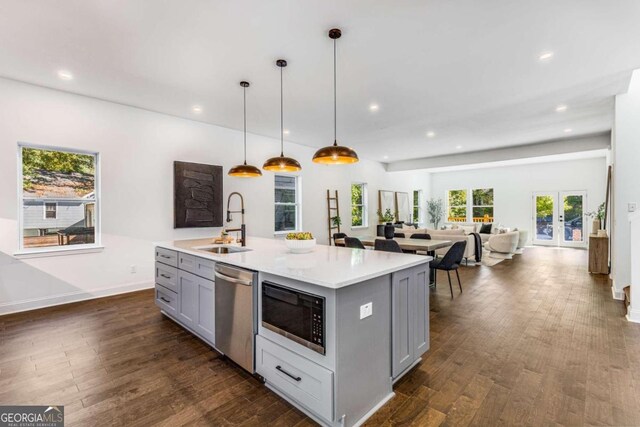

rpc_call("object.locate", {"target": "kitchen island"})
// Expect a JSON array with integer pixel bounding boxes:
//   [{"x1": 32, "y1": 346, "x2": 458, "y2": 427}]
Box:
[{"x1": 154, "y1": 237, "x2": 431, "y2": 427}]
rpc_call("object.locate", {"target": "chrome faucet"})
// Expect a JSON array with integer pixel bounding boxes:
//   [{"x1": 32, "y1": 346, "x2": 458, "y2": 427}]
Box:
[{"x1": 226, "y1": 192, "x2": 246, "y2": 246}]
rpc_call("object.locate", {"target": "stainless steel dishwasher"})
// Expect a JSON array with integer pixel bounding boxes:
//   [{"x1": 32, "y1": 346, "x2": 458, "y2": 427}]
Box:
[{"x1": 214, "y1": 263, "x2": 257, "y2": 373}]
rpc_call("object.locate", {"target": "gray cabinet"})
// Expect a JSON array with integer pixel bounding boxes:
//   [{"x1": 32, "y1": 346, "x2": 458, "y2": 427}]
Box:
[
  {"x1": 178, "y1": 270, "x2": 199, "y2": 327},
  {"x1": 155, "y1": 247, "x2": 216, "y2": 347},
  {"x1": 256, "y1": 335, "x2": 333, "y2": 422},
  {"x1": 194, "y1": 277, "x2": 215, "y2": 343},
  {"x1": 176, "y1": 270, "x2": 215, "y2": 346},
  {"x1": 392, "y1": 265, "x2": 429, "y2": 379}
]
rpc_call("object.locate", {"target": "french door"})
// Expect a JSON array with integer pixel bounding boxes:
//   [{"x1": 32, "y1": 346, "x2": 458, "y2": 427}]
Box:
[{"x1": 532, "y1": 191, "x2": 587, "y2": 248}]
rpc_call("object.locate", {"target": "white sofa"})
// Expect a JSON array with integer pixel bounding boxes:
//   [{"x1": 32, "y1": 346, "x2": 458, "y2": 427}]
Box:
[{"x1": 398, "y1": 226, "x2": 477, "y2": 261}]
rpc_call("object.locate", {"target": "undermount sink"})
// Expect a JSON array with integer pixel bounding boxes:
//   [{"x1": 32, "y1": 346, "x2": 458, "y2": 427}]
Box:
[{"x1": 196, "y1": 246, "x2": 252, "y2": 254}]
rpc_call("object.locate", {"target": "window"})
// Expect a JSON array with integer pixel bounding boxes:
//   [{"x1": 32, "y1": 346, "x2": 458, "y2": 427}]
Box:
[
  {"x1": 19, "y1": 144, "x2": 99, "y2": 251},
  {"x1": 447, "y1": 189, "x2": 467, "y2": 222},
  {"x1": 274, "y1": 175, "x2": 301, "y2": 233},
  {"x1": 351, "y1": 183, "x2": 368, "y2": 227},
  {"x1": 44, "y1": 202, "x2": 57, "y2": 219},
  {"x1": 472, "y1": 188, "x2": 494, "y2": 223},
  {"x1": 412, "y1": 190, "x2": 422, "y2": 224}
]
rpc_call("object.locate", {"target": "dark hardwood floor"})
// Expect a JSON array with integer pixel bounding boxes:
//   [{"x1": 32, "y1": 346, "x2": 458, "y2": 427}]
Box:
[{"x1": 1, "y1": 247, "x2": 639, "y2": 426}]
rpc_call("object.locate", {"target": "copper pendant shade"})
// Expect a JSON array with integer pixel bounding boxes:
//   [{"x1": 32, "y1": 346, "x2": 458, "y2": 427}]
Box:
[
  {"x1": 263, "y1": 60, "x2": 302, "y2": 172},
  {"x1": 229, "y1": 81, "x2": 262, "y2": 178},
  {"x1": 312, "y1": 28, "x2": 359, "y2": 165}
]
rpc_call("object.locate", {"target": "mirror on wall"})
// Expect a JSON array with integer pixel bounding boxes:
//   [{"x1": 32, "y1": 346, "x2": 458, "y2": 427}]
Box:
[
  {"x1": 378, "y1": 190, "x2": 395, "y2": 221},
  {"x1": 395, "y1": 192, "x2": 410, "y2": 223}
]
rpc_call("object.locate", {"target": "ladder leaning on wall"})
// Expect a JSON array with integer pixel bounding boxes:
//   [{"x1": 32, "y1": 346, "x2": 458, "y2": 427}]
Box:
[{"x1": 326, "y1": 190, "x2": 341, "y2": 245}]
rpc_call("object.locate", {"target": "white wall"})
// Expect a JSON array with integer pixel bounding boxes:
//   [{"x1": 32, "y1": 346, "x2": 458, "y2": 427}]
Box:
[
  {"x1": 611, "y1": 69, "x2": 640, "y2": 297},
  {"x1": 429, "y1": 158, "x2": 608, "y2": 243},
  {"x1": 0, "y1": 78, "x2": 428, "y2": 314}
]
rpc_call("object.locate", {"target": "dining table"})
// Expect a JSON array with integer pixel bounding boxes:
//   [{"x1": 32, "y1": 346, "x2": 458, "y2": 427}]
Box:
[{"x1": 334, "y1": 236, "x2": 453, "y2": 285}]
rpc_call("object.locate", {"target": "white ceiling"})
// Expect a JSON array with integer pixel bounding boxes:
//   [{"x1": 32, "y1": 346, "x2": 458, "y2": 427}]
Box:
[{"x1": 1, "y1": 0, "x2": 639, "y2": 163}]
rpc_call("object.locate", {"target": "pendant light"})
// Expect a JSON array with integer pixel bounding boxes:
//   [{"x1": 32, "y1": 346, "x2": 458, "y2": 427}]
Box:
[
  {"x1": 229, "y1": 81, "x2": 262, "y2": 178},
  {"x1": 312, "y1": 28, "x2": 359, "y2": 165},
  {"x1": 263, "y1": 59, "x2": 302, "y2": 172}
]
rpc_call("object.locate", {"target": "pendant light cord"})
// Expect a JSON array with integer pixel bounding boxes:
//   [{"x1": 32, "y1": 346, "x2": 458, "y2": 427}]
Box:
[
  {"x1": 280, "y1": 65, "x2": 284, "y2": 156},
  {"x1": 333, "y1": 37, "x2": 337, "y2": 145},
  {"x1": 243, "y1": 85, "x2": 247, "y2": 165}
]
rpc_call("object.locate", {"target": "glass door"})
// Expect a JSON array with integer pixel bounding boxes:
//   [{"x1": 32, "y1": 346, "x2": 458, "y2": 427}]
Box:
[
  {"x1": 560, "y1": 191, "x2": 587, "y2": 247},
  {"x1": 533, "y1": 192, "x2": 558, "y2": 246},
  {"x1": 532, "y1": 191, "x2": 587, "y2": 248}
]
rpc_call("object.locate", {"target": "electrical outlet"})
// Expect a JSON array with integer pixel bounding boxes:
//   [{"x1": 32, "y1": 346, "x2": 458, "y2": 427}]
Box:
[
  {"x1": 360, "y1": 302, "x2": 373, "y2": 320},
  {"x1": 130, "y1": 265, "x2": 137, "y2": 274},
  {"x1": 629, "y1": 203, "x2": 637, "y2": 213}
]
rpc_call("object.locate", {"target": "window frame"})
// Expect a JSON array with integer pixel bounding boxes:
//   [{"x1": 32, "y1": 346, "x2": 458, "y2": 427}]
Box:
[
  {"x1": 16, "y1": 142, "x2": 102, "y2": 256},
  {"x1": 412, "y1": 189, "x2": 423, "y2": 225},
  {"x1": 446, "y1": 188, "x2": 468, "y2": 223},
  {"x1": 351, "y1": 182, "x2": 368, "y2": 229},
  {"x1": 471, "y1": 188, "x2": 494, "y2": 224},
  {"x1": 273, "y1": 174, "x2": 302, "y2": 235},
  {"x1": 44, "y1": 201, "x2": 58, "y2": 220}
]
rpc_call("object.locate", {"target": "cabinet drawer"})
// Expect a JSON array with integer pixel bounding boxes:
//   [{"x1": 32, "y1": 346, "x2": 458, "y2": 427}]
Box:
[
  {"x1": 155, "y1": 263, "x2": 178, "y2": 292},
  {"x1": 155, "y1": 284, "x2": 178, "y2": 316},
  {"x1": 178, "y1": 253, "x2": 196, "y2": 274},
  {"x1": 179, "y1": 253, "x2": 215, "y2": 280},
  {"x1": 155, "y1": 247, "x2": 178, "y2": 267},
  {"x1": 256, "y1": 335, "x2": 333, "y2": 422},
  {"x1": 193, "y1": 256, "x2": 215, "y2": 280}
]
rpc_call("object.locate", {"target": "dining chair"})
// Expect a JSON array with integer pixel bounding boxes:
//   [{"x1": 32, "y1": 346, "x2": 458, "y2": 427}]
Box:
[
  {"x1": 333, "y1": 232, "x2": 347, "y2": 247},
  {"x1": 393, "y1": 232, "x2": 405, "y2": 238},
  {"x1": 409, "y1": 233, "x2": 431, "y2": 255},
  {"x1": 431, "y1": 240, "x2": 467, "y2": 298},
  {"x1": 374, "y1": 239, "x2": 403, "y2": 253},
  {"x1": 410, "y1": 233, "x2": 431, "y2": 239},
  {"x1": 344, "y1": 237, "x2": 366, "y2": 249}
]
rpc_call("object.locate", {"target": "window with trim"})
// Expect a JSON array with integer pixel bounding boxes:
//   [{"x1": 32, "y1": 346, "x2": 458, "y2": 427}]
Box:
[
  {"x1": 412, "y1": 190, "x2": 422, "y2": 224},
  {"x1": 351, "y1": 183, "x2": 368, "y2": 227},
  {"x1": 472, "y1": 188, "x2": 494, "y2": 223},
  {"x1": 447, "y1": 189, "x2": 467, "y2": 222},
  {"x1": 274, "y1": 175, "x2": 301, "y2": 233},
  {"x1": 19, "y1": 145, "x2": 99, "y2": 251},
  {"x1": 44, "y1": 202, "x2": 57, "y2": 219}
]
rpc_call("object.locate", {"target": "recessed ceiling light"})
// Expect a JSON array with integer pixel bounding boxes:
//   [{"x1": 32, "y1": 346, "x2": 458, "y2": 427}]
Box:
[
  {"x1": 538, "y1": 51, "x2": 554, "y2": 62},
  {"x1": 426, "y1": 131, "x2": 436, "y2": 138},
  {"x1": 455, "y1": 145, "x2": 463, "y2": 150},
  {"x1": 369, "y1": 103, "x2": 379, "y2": 112},
  {"x1": 383, "y1": 155, "x2": 389, "y2": 160},
  {"x1": 555, "y1": 104, "x2": 568, "y2": 112},
  {"x1": 564, "y1": 128, "x2": 573, "y2": 133},
  {"x1": 57, "y1": 70, "x2": 73, "y2": 80},
  {"x1": 192, "y1": 105, "x2": 202, "y2": 114},
  {"x1": 283, "y1": 129, "x2": 290, "y2": 135}
]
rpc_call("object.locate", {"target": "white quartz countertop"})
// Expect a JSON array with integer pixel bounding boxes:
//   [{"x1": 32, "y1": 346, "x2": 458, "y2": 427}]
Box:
[{"x1": 155, "y1": 237, "x2": 431, "y2": 289}]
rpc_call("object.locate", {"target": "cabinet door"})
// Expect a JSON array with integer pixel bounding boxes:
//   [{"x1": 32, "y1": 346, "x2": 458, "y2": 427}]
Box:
[
  {"x1": 194, "y1": 276, "x2": 215, "y2": 345},
  {"x1": 412, "y1": 266, "x2": 429, "y2": 358},
  {"x1": 177, "y1": 270, "x2": 198, "y2": 328},
  {"x1": 392, "y1": 269, "x2": 414, "y2": 378}
]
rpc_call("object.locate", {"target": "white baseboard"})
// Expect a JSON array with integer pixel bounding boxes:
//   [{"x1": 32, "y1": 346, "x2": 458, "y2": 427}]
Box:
[
  {"x1": 626, "y1": 307, "x2": 640, "y2": 323},
  {"x1": 0, "y1": 281, "x2": 154, "y2": 315},
  {"x1": 611, "y1": 285, "x2": 625, "y2": 301}
]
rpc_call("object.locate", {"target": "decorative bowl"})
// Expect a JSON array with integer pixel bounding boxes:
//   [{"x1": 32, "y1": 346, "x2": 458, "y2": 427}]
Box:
[{"x1": 285, "y1": 238, "x2": 316, "y2": 254}]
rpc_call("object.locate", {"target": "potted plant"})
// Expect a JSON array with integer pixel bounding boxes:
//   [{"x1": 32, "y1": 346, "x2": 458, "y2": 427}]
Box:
[
  {"x1": 586, "y1": 202, "x2": 605, "y2": 234},
  {"x1": 331, "y1": 215, "x2": 342, "y2": 228},
  {"x1": 376, "y1": 208, "x2": 396, "y2": 239},
  {"x1": 285, "y1": 232, "x2": 316, "y2": 253},
  {"x1": 426, "y1": 198, "x2": 444, "y2": 230}
]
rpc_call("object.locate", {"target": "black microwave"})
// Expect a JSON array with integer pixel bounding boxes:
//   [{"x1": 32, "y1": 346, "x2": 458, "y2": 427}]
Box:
[{"x1": 261, "y1": 282, "x2": 325, "y2": 355}]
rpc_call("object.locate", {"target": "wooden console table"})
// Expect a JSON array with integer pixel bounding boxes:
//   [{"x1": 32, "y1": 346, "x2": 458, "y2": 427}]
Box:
[{"x1": 589, "y1": 234, "x2": 609, "y2": 274}]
